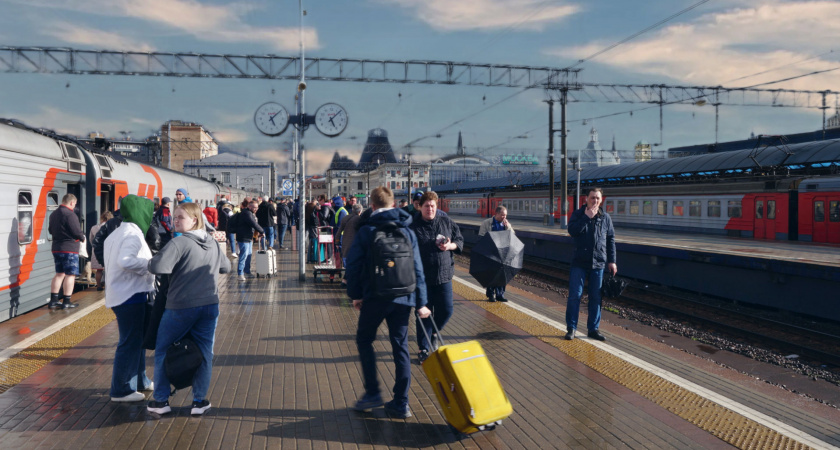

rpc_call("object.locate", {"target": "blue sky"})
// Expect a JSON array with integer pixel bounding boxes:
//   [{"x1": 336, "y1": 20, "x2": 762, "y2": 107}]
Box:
[{"x1": 0, "y1": 0, "x2": 838, "y2": 174}]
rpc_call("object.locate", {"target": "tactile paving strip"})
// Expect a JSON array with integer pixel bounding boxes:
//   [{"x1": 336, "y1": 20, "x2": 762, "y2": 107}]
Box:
[
  {"x1": 0, "y1": 306, "x2": 115, "y2": 395},
  {"x1": 452, "y1": 281, "x2": 813, "y2": 450}
]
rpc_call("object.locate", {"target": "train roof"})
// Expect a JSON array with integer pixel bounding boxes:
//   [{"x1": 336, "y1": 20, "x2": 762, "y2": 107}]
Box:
[
  {"x1": 433, "y1": 138, "x2": 840, "y2": 193},
  {"x1": 0, "y1": 120, "x2": 65, "y2": 160}
]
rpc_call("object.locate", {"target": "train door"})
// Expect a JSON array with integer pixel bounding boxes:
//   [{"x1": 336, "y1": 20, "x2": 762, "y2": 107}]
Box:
[
  {"x1": 814, "y1": 196, "x2": 840, "y2": 243},
  {"x1": 66, "y1": 183, "x2": 85, "y2": 232},
  {"x1": 754, "y1": 196, "x2": 776, "y2": 239}
]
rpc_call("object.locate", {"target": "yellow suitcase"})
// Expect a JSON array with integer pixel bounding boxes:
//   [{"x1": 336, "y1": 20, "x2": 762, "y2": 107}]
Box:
[{"x1": 422, "y1": 339, "x2": 513, "y2": 434}]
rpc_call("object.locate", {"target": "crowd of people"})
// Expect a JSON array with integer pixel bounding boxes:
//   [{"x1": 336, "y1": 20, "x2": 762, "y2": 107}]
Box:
[{"x1": 49, "y1": 184, "x2": 617, "y2": 419}]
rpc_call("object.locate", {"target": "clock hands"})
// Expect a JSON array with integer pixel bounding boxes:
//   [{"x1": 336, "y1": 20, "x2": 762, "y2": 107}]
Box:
[{"x1": 268, "y1": 113, "x2": 277, "y2": 126}]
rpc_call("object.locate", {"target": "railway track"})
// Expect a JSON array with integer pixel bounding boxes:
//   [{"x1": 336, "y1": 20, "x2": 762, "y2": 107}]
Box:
[{"x1": 456, "y1": 246, "x2": 840, "y2": 374}]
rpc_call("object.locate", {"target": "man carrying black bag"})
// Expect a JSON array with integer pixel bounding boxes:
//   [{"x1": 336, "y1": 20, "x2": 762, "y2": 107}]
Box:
[
  {"x1": 565, "y1": 187, "x2": 618, "y2": 342},
  {"x1": 346, "y1": 186, "x2": 431, "y2": 419}
]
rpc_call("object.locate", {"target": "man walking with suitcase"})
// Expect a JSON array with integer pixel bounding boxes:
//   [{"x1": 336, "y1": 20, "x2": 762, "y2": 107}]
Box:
[{"x1": 346, "y1": 186, "x2": 430, "y2": 418}]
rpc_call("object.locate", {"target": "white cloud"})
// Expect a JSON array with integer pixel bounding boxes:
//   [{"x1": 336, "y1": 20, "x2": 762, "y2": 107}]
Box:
[
  {"x1": 44, "y1": 22, "x2": 155, "y2": 51},
  {"x1": 377, "y1": 0, "x2": 580, "y2": 31},
  {"x1": 7, "y1": 0, "x2": 318, "y2": 51},
  {"x1": 212, "y1": 128, "x2": 250, "y2": 144},
  {"x1": 549, "y1": 1, "x2": 840, "y2": 91}
]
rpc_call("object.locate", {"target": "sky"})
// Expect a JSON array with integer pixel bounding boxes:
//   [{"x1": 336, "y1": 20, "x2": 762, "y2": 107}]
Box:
[{"x1": 0, "y1": 0, "x2": 838, "y2": 175}]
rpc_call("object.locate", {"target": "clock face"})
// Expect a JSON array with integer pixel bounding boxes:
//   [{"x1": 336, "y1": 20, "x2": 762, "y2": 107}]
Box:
[
  {"x1": 254, "y1": 102, "x2": 289, "y2": 136},
  {"x1": 314, "y1": 103, "x2": 348, "y2": 137}
]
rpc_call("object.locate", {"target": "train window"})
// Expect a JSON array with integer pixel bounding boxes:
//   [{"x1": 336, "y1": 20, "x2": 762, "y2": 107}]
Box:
[
  {"x1": 672, "y1": 201, "x2": 684, "y2": 216},
  {"x1": 689, "y1": 200, "x2": 701, "y2": 217},
  {"x1": 605, "y1": 200, "x2": 614, "y2": 214},
  {"x1": 708, "y1": 200, "x2": 721, "y2": 217},
  {"x1": 657, "y1": 201, "x2": 667, "y2": 216},
  {"x1": 830, "y1": 201, "x2": 840, "y2": 222},
  {"x1": 643, "y1": 200, "x2": 652, "y2": 215},
  {"x1": 728, "y1": 200, "x2": 742, "y2": 218},
  {"x1": 814, "y1": 201, "x2": 825, "y2": 222},
  {"x1": 537, "y1": 201, "x2": 543, "y2": 212},
  {"x1": 767, "y1": 200, "x2": 776, "y2": 220},
  {"x1": 617, "y1": 201, "x2": 626, "y2": 214},
  {"x1": 46, "y1": 192, "x2": 59, "y2": 241},
  {"x1": 755, "y1": 200, "x2": 763, "y2": 219},
  {"x1": 18, "y1": 191, "x2": 33, "y2": 245},
  {"x1": 524, "y1": 201, "x2": 530, "y2": 212},
  {"x1": 60, "y1": 143, "x2": 85, "y2": 173},
  {"x1": 629, "y1": 201, "x2": 639, "y2": 215},
  {"x1": 518, "y1": 200, "x2": 523, "y2": 211}
]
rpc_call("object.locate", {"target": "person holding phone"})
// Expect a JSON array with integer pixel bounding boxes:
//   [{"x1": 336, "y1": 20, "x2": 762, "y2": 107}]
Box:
[{"x1": 409, "y1": 191, "x2": 464, "y2": 364}]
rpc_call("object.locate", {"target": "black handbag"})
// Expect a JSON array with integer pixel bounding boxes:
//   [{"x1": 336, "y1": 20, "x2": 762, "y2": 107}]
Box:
[
  {"x1": 601, "y1": 273, "x2": 628, "y2": 299},
  {"x1": 164, "y1": 334, "x2": 204, "y2": 391}
]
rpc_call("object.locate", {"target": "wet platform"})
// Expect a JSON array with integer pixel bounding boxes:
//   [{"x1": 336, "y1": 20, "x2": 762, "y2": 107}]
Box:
[{"x1": 1, "y1": 248, "x2": 839, "y2": 449}]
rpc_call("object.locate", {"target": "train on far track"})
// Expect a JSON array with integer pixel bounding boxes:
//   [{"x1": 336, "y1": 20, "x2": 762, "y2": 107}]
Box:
[
  {"x1": 438, "y1": 139, "x2": 840, "y2": 244},
  {"x1": 0, "y1": 119, "x2": 253, "y2": 321}
]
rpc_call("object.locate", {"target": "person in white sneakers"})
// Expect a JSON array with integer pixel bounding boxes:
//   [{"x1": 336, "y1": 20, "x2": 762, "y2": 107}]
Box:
[{"x1": 103, "y1": 195, "x2": 155, "y2": 402}]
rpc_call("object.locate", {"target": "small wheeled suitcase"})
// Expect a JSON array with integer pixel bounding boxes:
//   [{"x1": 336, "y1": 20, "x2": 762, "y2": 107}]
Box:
[
  {"x1": 254, "y1": 241, "x2": 277, "y2": 277},
  {"x1": 419, "y1": 318, "x2": 513, "y2": 434}
]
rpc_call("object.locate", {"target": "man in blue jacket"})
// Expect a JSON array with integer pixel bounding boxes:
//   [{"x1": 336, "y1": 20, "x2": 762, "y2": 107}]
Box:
[
  {"x1": 346, "y1": 186, "x2": 430, "y2": 419},
  {"x1": 565, "y1": 187, "x2": 618, "y2": 342}
]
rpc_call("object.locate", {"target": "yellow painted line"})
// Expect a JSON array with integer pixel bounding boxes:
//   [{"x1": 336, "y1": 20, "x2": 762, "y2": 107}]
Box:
[
  {"x1": 453, "y1": 276, "x2": 834, "y2": 450},
  {"x1": 0, "y1": 305, "x2": 115, "y2": 395}
]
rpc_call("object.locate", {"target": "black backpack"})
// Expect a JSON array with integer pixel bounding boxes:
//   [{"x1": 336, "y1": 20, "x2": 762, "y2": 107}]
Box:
[
  {"x1": 164, "y1": 334, "x2": 204, "y2": 390},
  {"x1": 228, "y1": 212, "x2": 241, "y2": 231},
  {"x1": 369, "y1": 222, "x2": 416, "y2": 300}
]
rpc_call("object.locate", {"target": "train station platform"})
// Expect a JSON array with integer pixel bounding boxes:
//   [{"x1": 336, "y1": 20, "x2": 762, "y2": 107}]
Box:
[{"x1": 1, "y1": 248, "x2": 839, "y2": 449}]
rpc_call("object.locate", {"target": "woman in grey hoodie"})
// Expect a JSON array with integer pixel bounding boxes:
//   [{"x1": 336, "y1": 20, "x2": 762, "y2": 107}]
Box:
[{"x1": 146, "y1": 202, "x2": 231, "y2": 416}]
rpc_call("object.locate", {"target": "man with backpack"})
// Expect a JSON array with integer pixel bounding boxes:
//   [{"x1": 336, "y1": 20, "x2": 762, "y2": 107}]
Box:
[{"x1": 345, "y1": 186, "x2": 430, "y2": 419}]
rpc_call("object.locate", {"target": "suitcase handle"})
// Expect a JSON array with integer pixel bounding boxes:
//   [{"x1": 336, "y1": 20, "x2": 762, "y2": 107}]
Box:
[{"x1": 416, "y1": 311, "x2": 446, "y2": 349}]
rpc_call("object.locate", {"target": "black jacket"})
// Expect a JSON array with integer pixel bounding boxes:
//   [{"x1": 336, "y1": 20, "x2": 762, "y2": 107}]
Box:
[
  {"x1": 409, "y1": 213, "x2": 464, "y2": 286},
  {"x1": 234, "y1": 210, "x2": 264, "y2": 242},
  {"x1": 567, "y1": 205, "x2": 616, "y2": 270},
  {"x1": 49, "y1": 205, "x2": 85, "y2": 253},
  {"x1": 276, "y1": 203, "x2": 290, "y2": 225},
  {"x1": 93, "y1": 211, "x2": 161, "y2": 264},
  {"x1": 217, "y1": 205, "x2": 233, "y2": 232},
  {"x1": 256, "y1": 202, "x2": 276, "y2": 228}
]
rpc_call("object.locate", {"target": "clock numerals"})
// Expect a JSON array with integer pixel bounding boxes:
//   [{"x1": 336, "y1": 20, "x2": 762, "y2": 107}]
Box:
[
  {"x1": 314, "y1": 103, "x2": 348, "y2": 137},
  {"x1": 254, "y1": 102, "x2": 289, "y2": 136}
]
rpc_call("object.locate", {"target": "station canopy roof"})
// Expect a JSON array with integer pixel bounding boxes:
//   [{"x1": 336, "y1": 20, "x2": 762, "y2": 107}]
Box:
[{"x1": 432, "y1": 138, "x2": 840, "y2": 193}]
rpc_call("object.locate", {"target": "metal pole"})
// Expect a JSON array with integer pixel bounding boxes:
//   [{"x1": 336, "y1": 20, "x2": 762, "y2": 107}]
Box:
[
  {"x1": 575, "y1": 149, "x2": 581, "y2": 210},
  {"x1": 407, "y1": 154, "x2": 412, "y2": 202},
  {"x1": 560, "y1": 89, "x2": 569, "y2": 229},
  {"x1": 547, "y1": 100, "x2": 554, "y2": 226},
  {"x1": 297, "y1": 0, "x2": 307, "y2": 280}
]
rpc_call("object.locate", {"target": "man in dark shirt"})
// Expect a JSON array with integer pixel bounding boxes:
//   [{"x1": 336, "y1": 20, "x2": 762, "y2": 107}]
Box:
[
  {"x1": 48, "y1": 194, "x2": 85, "y2": 309},
  {"x1": 235, "y1": 200, "x2": 265, "y2": 281}
]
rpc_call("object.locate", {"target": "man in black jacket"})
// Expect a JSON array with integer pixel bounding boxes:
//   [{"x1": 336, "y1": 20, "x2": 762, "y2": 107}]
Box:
[
  {"x1": 565, "y1": 187, "x2": 617, "y2": 342},
  {"x1": 276, "y1": 198, "x2": 290, "y2": 249},
  {"x1": 48, "y1": 194, "x2": 86, "y2": 309},
  {"x1": 256, "y1": 196, "x2": 277, "y2": 249},
  {"x1": 235, "y1": 200, "x2": 264, "y2": 281}
]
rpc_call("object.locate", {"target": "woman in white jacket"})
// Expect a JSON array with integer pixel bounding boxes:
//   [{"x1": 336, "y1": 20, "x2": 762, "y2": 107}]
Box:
[{"x1": 104, "y1": 195, "x2": 155, "y2": 402}]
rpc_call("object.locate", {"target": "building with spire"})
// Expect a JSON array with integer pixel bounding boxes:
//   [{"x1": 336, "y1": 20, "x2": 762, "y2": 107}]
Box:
[
  {"x1": 357, "y1": 128, "x2": 398, "y2": 170},
  {"x1": 572, "y1": 127, "x2": 621, "y2": 168}
]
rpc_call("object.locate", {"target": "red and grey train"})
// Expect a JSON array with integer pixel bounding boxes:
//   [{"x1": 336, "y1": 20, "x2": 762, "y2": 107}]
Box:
[
  {"x1": 0, "y1": 120, "x2": 252, "y2": 321},
  {"x1": 440, "y1": 175, "x2": 840, "y2": 244}
]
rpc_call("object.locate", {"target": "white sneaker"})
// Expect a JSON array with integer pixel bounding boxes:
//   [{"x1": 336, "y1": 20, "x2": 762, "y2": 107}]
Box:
[
  {"x1": 238, "y1": 275, "x2": 246, "y2": 281},
  {"x1": 142, "y1": 382, "x2": 153, "y2": 391},
  {"x1": 111, "y1": 391, "x2": 145, "y2": 402},
  {"x1": 232, "y1": 253, "x2": 238, "y2": 258}
]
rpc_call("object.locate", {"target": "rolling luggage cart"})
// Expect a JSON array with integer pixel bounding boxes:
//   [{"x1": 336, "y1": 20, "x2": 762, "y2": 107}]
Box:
[{"x1": 313, "y1": 226, "x2": 344, "y2": 282}]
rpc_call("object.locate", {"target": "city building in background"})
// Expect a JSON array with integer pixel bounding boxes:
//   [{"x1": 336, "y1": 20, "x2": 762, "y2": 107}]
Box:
[
  {"x1": 161, "y1": 120, "x2": 219, "y2": 172},
  {"x1": 183, "y1": 152, "x2": 276, "y2": 196}
]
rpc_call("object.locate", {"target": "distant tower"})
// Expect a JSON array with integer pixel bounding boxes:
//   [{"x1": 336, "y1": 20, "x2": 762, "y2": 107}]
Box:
[
  {"x1": 357, "y1": 128, "x2": 397, "y2": 170},
  {"x1": 611, "y1": 135, "x2": 620, "y2": 164},
  {"x1": 457, "y1": 131, "x2": 465, "y2": 156},
  {"x1": 634, "y1": 140, "x2": 652, "y2": 162}
]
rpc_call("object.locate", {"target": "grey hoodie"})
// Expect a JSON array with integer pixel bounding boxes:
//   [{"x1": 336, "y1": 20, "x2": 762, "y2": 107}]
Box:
[{"x1": 149, "y1": 229, "x2": 231, "y2": 309}]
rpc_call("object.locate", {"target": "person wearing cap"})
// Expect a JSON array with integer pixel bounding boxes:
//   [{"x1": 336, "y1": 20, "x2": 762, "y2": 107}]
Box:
[{"x1": 175, "y1": 188, "x2": 192, "y2": 205}]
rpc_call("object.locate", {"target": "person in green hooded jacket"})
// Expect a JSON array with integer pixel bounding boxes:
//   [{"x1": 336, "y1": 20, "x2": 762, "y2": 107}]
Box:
[{"x1": 103, "y1": 194, "x2": 155, "y2": 402}]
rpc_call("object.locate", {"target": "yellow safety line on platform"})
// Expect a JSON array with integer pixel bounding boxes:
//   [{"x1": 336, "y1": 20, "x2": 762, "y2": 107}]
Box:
[
  {"x1": 451, "y1": 280, "x2": 814, "y2": 450},
  {"x1": 0, "y1": 306, "x2": 115, "y2": 395}
]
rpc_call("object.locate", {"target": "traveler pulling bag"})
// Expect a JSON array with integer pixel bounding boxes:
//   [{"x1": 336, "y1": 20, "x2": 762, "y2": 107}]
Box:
[
  {"x1": 369, "y1": 222, "x2": 416, "y2": 300},
  {"x1": 254, "y1": 239, "x2": 277, "y2": 277},
  {"x1": 601, "y1": 273, "x2": 628, "y2": 299},
  {"x1": 419, "y1": 315, "x2": 513, "y2": 434},
  {"x1": 164, "y1": 334, "x2": 204, "y2": 391}
]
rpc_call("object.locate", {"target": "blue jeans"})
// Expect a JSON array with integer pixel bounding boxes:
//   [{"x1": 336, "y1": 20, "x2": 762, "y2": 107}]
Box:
[
  {"x1": 227, "y1": 233, "x2": 236, "y2": 253},
  {"x1": 237, "y1": 241, "x2": 253, "y2": 275},
  {"x1": 153, "y1": 303, "x2": 219, "y2": 402},
  {"x1": 356, "y1": 301, "x2": 412, "y2": 408},
  {"x1": 260, "y1": 226, "x2": 276, "y2": 249},
  {"x1": 416, "y1": 281, "x2": 454, "y2": 352},
  {"x1": 111, "y1": 300, "x2": 152, "y2": 397},
  {"x1": 566, "y1": 266, "x2": 604, "y2": 332},
  {"x1": 277, "y1": 224, "x2": 287, "y2": 248}
]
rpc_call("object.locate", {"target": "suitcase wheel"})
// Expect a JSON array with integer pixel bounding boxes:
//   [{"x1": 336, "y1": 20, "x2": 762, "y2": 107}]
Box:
[{"x1": 478, "y1": 423, "x2": 497, "y2": 431}]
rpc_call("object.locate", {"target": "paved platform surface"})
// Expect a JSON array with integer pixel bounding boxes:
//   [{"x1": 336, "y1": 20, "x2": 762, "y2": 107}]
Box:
[{"x1": 1, "y1": 248, "x2": 839, "y2": 449}]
